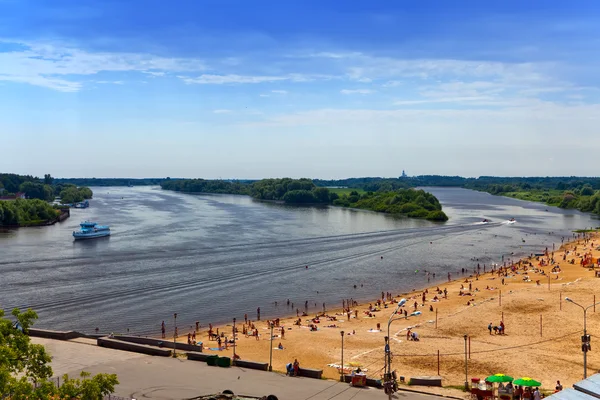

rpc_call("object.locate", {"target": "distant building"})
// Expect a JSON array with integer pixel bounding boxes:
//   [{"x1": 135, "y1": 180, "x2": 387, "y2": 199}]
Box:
[
  {"x1": 401, "y1": 170, "x2": 408, "y2": 178},
  {"x1": 0, "y1": 192, "x2": 26, "y2": 200}
]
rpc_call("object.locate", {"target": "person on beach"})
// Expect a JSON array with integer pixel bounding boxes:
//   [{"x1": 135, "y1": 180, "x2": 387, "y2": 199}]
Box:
[
  {"x1": 488, "y1": 323, "x2": 493, "y2": 335},
  {"x1": 257, "y1": 307, "x2": 260, "y2": 321},
  {"x1": 161, "y1": 321, "x2": 165, "y2": 339},
  {"x1": 286, "y1": 362, "x2": 294, "y2": 376},
  {"x1": 293, "y1": 359, "x2": 300, "y2": 376},
  {"x1": 281, "y1": 327, "x2": 285, "y2": 339},
  {"x1": 500, "y1": 321, "x2": 505, "y2": 334},
  {"x1": 278, "y1": 342, "x2": 284, "y2": 350},
  {"x1": 244, "y1": 313, "x2": 248, "y2": 323},
  {"x1": 556, "y1": 381, "x2": 563, "y2": 391}
]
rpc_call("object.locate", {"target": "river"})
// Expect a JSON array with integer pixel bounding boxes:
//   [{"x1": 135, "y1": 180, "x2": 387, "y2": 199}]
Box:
[{"x1": 0, "y1": 186, "x2": 597, "y2": 335}]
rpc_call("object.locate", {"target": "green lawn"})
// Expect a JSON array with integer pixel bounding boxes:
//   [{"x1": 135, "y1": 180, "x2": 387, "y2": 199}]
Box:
[{"x1": 326, "y1": 187, "x2": 366, "y2": 195}]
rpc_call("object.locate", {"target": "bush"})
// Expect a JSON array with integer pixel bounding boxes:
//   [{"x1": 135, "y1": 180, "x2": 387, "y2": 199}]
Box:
[{"x1": 427, "y1": 211, "x2": 449, "y2": 221}]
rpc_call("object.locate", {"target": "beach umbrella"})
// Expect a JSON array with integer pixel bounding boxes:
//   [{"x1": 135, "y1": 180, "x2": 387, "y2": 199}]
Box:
[
  {"x1": 486, "y1": 374, "x2": 514, "y2": 383},
  {"x1": 514, "y1": 377, "x2": 541, "y2": 387}
]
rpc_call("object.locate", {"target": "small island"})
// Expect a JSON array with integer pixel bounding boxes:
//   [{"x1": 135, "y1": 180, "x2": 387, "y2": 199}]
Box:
[
  {"x1": 160, "y1": 178, "x2": 448, "y2": 221},
  {"x1": 0, "y1": 173, "x2": 93, "y2": 227}
]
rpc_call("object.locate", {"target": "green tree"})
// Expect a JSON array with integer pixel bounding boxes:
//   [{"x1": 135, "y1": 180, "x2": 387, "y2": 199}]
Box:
[
  {"x1": 0, "y1": 308, "x2": 118, "y2": 399},
  {"x1": 580, "y1": 184, "x2": 594, "y2": 196},
  {"x1": 44, "y1": 174, "x2": 54, "y2": 185},
  {"x1": 19, "y1": 182, "x2": 54, "y2": 201},
  {"x1": 312, "y1": 187, "x2": 330, "y2": 203}
]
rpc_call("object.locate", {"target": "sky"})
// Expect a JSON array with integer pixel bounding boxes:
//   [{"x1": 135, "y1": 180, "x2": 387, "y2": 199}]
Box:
[{"x1": 1, "y1": 0, "x2": 600, "y2": 179}]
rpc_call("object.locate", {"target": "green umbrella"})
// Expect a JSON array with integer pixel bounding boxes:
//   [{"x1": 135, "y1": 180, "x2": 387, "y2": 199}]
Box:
[
  {"x1": 486, "y1": 374, "x2": 514, "y2": 383},
  {"x1": 514, "y1": 377, "x2": 542, "y2": 387}
]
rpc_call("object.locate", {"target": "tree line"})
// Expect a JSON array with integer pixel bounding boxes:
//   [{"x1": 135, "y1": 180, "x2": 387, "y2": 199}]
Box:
[
  {"x1": 161, "y1": 178, "x2": 448, "y2": 221},
  {"x1": 0, "y1": 199, "x2": 62, "y2": 226},
  {"x1": 1, "y1": 173, "x2": 93, "y2": 204}
]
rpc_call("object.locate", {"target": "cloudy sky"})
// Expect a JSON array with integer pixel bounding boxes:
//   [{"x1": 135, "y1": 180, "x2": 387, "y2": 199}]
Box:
[{"x1": 1, "y1": 0, "x2": 599, "y2": 179}]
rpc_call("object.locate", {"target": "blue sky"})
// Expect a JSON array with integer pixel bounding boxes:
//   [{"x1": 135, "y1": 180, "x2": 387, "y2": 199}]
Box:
[{"x1": 1, "y1": 0, "x2": 600, "y2": 178}]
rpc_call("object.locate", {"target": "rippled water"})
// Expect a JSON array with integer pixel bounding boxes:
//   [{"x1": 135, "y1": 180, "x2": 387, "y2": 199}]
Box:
[{"x1": 0, "y1": 186, "x2": 596, "y2": 335}]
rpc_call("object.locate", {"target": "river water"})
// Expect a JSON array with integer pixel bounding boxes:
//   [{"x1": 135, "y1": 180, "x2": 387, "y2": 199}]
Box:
[{"x1": 0, "y1": 186, "x2": 597, "y2": 335}]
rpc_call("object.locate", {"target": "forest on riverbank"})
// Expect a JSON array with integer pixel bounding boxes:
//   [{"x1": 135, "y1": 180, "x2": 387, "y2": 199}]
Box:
[
  {"x1": 1, "y1": 173, "x2": 93, "y2": 204},
  {"x1": 0, "y1": 199, "x2": 62, "y2": 226},
  {"x1": 160, "y1": 178, "x2": 449, "y2": 221}
]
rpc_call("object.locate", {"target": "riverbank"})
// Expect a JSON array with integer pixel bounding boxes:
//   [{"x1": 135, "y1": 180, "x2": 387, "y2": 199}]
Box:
[{"x1": 181, "y1": 232, "x2": 600, "y2": 390}]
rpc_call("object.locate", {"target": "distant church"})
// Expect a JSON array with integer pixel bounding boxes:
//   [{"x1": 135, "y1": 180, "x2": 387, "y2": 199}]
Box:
[{"x1": 400, "y1": 170, "x2": 408, "y2": 178}]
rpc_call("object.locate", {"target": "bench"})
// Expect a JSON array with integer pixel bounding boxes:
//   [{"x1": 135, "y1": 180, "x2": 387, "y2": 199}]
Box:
[
  {"x1": 186, "y1": 352, "x2": 211, "y2": 362},
  {"x1": 97, "y1": 337, "x2": 172, "y2": 357},
  {"x1": 409, "y1": 376, "x2": 442, "y2": 387},
  {"x1": 297, "y1": 367, "x2": 323, "y2": 379},
  {"x1": 114, "y1": 335, "x2": 203, "y2": 353},
  {"x1": 234, "y1": 360, "x2": 269, "y2": 371},
  {"x1": 28, "y1": 329, "x2": 81, "y2": 341}
]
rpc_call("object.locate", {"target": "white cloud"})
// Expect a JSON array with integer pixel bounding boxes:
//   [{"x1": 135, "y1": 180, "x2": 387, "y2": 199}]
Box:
[
  {"x1": 271, "y1": 90, "x2": 288, "y2": 94},
  {"x1": 340, "y1": 89, "x2": 374, "y2": 95},
  {"x1": 143, "y1": 71, "x2": 166, "y2": 77},
  {"x1": 180, "y1": 74, "x2": 288, "y2": 85},
  {"x1": 0, "y1": 38, "x2": 206, "y2": 92},
  {"x1": 259, "y1": 94, "x2": 270, "y2": 97},
  {"x1": 382, "y1": 80, "x2": 403, "y2": 87},
  {"x1": 394, "y1": 96, "x2": 495, "y2": 105},
  {"x1": 94, "y1": 80, "x2": 124, "y2": 85},
  {"x1": 213, "y1": 109, "x2": 232, "y2": 114}
]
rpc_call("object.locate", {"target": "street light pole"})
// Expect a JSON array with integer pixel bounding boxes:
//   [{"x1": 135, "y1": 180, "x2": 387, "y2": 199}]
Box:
[
  {"x1": 232, "y1": 318, "x2": 236, "y2": 366},
  {"x1": 173, "y1": 313, "x2": 177, "y2": 358},
  {"x1": 268, "y1": 322, "x2": 274, "y2": 371},
  {"x1": 386, "y1": 298, "x2": 407, "y2": 377},
  {"x1": 340, "y1": 331, "x2": 345, "y2": 382},
  {"x1": 565, "y1": 297, "x2": 600, "y2": 379},
  {"x1": 464, "y1": 334, "x2": 468, "y2": 390}
]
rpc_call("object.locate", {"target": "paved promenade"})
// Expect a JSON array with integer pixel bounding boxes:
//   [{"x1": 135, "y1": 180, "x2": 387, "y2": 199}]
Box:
[{"x1": 34, "y1": 337, "x2": 448, "y2": 400}]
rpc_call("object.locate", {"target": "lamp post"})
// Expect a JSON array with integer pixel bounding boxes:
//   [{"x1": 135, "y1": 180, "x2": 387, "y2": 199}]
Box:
[
  {"x1": 340, "y1": 331, "x2": 345, "y2": 382},
  {"x1": 565, "y1": 297, "x2": 600, "y2": 378},
  {"x1": 268, "y1": 322, "x2": 274, "y2": 371},
  {"x1": 232, "y1": 318, "x2": 236, "y2": 365},
  {"x1": 464, "y1": 334, "x2": 468, "y2": 390},
  {"x1": 385, "y1": 298, "x2": 407, "y2": 398},
  {"x1": 173, "y1": 313, "x2": 177, "y2": 358}
]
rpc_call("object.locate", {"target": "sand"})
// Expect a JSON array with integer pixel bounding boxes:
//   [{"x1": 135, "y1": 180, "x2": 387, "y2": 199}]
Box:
[{"x1": 176, "y1": 232, "x2": 600, "y2": 391}]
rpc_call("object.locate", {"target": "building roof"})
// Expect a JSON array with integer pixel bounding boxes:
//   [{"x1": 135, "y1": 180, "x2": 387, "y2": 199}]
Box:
[
  {"x1": 549, "y1": 375, "x2": 600, "y2": 400},
  {"x1": 575, "y1": 375, "x2": 600, "y2": 399}
]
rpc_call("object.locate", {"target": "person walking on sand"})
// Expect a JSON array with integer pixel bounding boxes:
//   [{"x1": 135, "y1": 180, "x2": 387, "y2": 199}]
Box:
[
  {"x1": 488, "y1": 322, "x2": 493, "y2": 335},
  {"x1": 500, "y1": 320, "x2": 505, "y2": 335},
  {"x1": 281, "y1": 326, "x2": 285, "y2": 339}
]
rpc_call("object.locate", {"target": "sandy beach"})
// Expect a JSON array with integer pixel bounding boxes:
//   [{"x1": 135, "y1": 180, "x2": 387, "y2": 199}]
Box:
[{"x1": 176, "y1": 231, "x2": 600, "y2": 391}]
